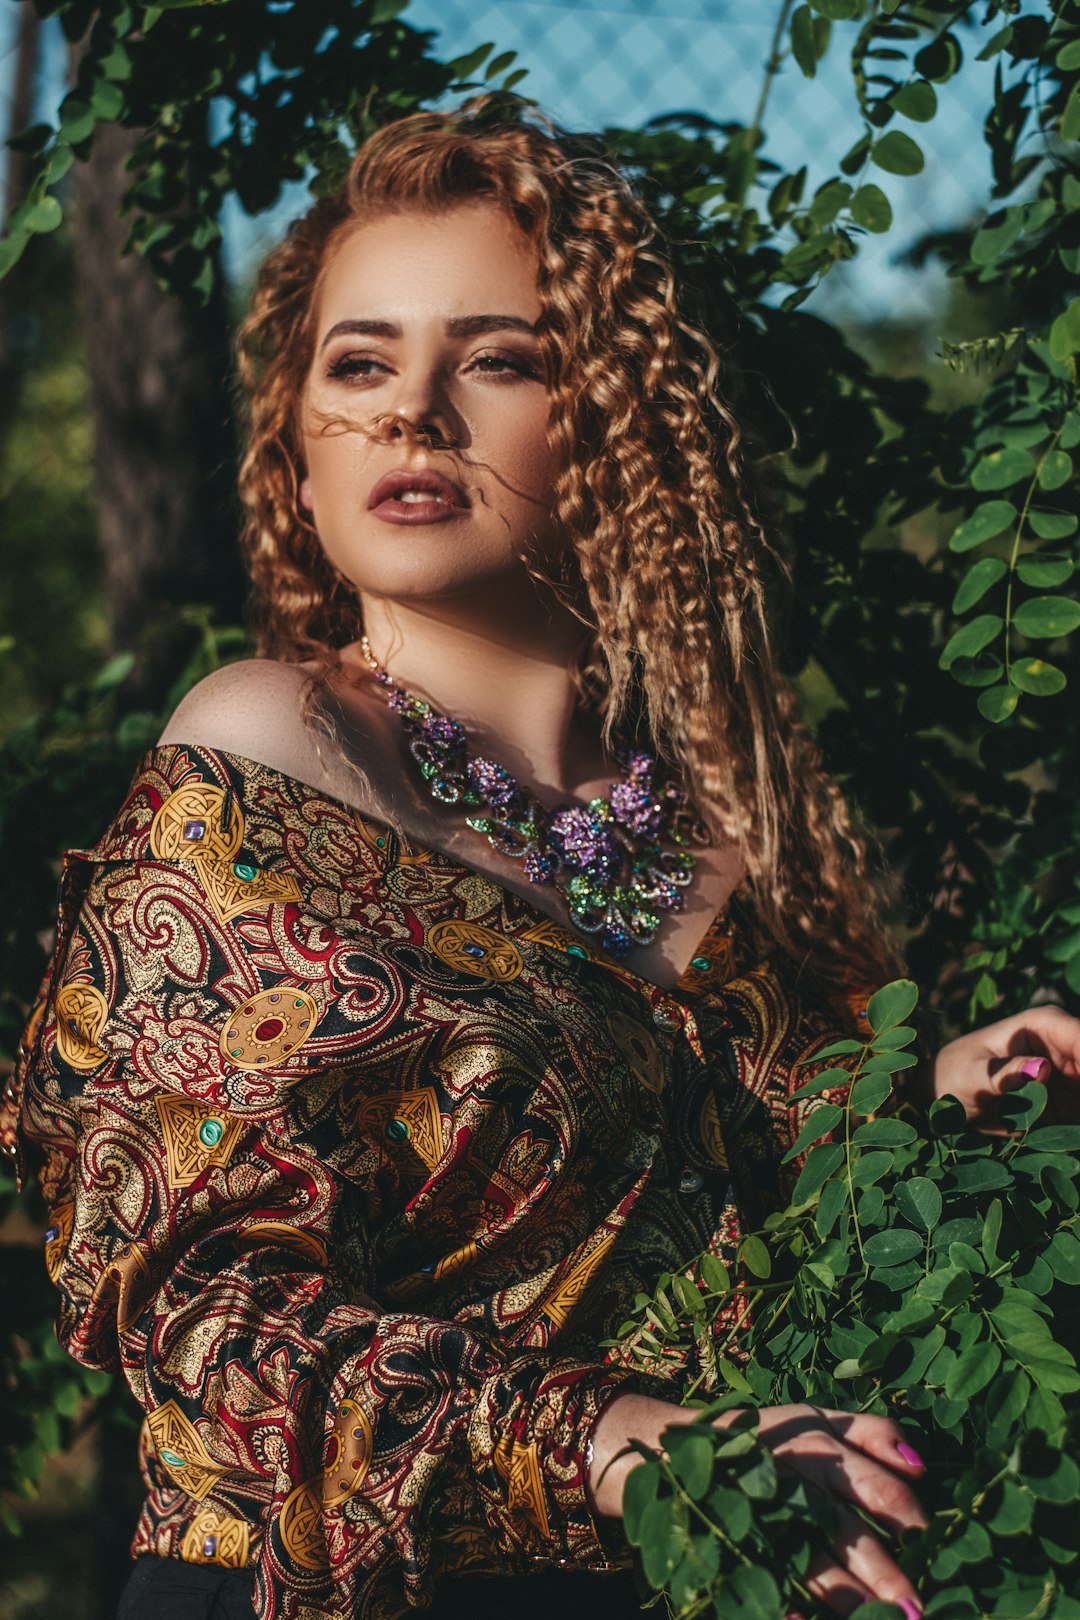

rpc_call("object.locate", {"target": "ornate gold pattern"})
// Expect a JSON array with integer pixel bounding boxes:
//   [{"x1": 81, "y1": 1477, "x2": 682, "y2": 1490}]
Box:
[
  {"x1": 323, "y1": 1397, "x2": 374, "y2": 1507},
  {"x1": 538, "y1": 1227, "x2": 616, "y2": 1330},
  {"x1": 19, "y1": 741, "x2": 873, "y2": 1620},
  {"x1": 434, "y1": 1239, "x2": 479, "y2": 1282},
  {"x1": 518, "y1": 916, "x2": 594, "y2": 960},
  {"x1": 197, "y1": 858, "x2": 303, "y2": 926},
  {"x1": 44, "y1": 1200, "x2": 74, "y2": 1284},
  {"x1": 233, "y1": 1222, "x2": 329, "y2": 1268},
  {"x1": 155, "y1": 1094, "x2": 244, "y2": 1189},
  {"x1": 91, "y1": 1239, "x2": 153, "y2": 1333},
  {"x1": 150, "y1": 784, "x2": 243, "y2": 865},
  {"x1": 354, "y1": 1086, "x2": 444, "y2": 1171},
  {"x1": 278, "y1": 1477, "x2": 327, "y2": 1571},
  {"x1": 219, "y1": 988, "x2": 319, "y2": 1072},
  {"x1": 504, "y1": 1439, "x2": 550, "y2": 1539},
  {"x1": 428, "y1": 919, "x2": 523, "y2": 982},
  {"x1": 145, "y1": 1399, "x2": 229, "y2": 1503},
  {"x1": 699, "y1": 1091, "x2": 729, "y2": 1168},
  {"x1": 180, "y1": 1506, "x2": 251, "y2": 1568},
  {"x1": 54, "y1": 982, "x2": 109, "y2": 1072},
  {"x1": 605, "y1": 1010, "x2": 665, "y2": 1093}
]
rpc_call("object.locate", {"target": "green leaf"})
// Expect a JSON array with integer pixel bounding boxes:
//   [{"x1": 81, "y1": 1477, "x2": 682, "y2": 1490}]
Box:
[
  {"x1": 782, "y1": 1102, "x2": 844, "y2": 1163},
  {"x1": 666, "y1": 1428, "x2": 714, "y2": 1499},
  {"x1": 1063, "y1": 81, "x2": 1080, "y2": 143},
  {"x1": 871, "y1": 131, "x2": 924, "y2": 175},
  {"x1": 700, "y1": 1253, "x2": 730, "y2": 1294},
  {"x1": 850, "y1": 183, "x2": 892, "y2": 233},
  {"x1": 849, "y1": 1072, "x2": 892, "y2": 1116},
  {"x1": 946, "y1": 1338, "x2": 1001, "y2": 1399},
  {"x1": 1028, "y1": 509, "x2": 1077, "y2": 540},
  {"x1": 952, "y1": 654, "x2": 1004, "y2": 687},
  {"x1": 1009, "y1": 657, "x2": 1066, "y2": 696},
  {"x1": 866, "y1": 979, "x2": 918, "y2": 1032},
  {"x1": 808, "y1": 180, "x2": 853, "y2": 227},
  {"x1": 1013, "y1": 596, "x2": 1080, "y2": 639},
  {"x1": 890, "y1": 80, "x2": 937, "y2": 121},
  {"x1": 448, "y1": 42, "x2": 495, "y2": 79},
  {"x1": 972, "y1": 447, "x2": 1036, "y2": 491},
  {"x1": 972, "y1": 206, "x2": 1025, "y2": 265},
  {"x1": 797, "y1": 1042, "x2": 863, "y2": 1066},
  {"x1": 792, "y1": 1143, "x2": 846, "y2": 1202},
  {"x1": 484, "y1": 50, "x2": 518, "y2": 81},
  {"x1": 1016, "y1": 555, "x2": 1074, "y2": 588},
  {"x1": 940, "y1": 614, "x2": 1003, "y2": 669},
  {"x1": 790, "y1": 6, "x2": 820, "y2": 78},
  {"x1": 1047, "y1": 1230, "x2": 1080, "y2": 1283},
  {"x1": 808, "y1": 0, "x2": 858, "y2": 17},
  {"x1": 739, "y1": 1235, "x2": 771, "y2": 1279},
  {"x1": 23, "y1": 196, "x2": 63, "y2": 235},
  {"x1": 953, "y1": 557, "x2": 1008, "y2": 613},
  {"x1": 915, "y1": 31, "x2": 962, "y2": 83},
  {"x1": 58, "y1": 98, "x2": 96, "y2": 145},
  {"x1": 853, "y1": 1119, "x2": 917, "y2": 1146},
  {"x1": 1037, "y1": 450, "x2": 1073, "y2": 491},
  {"x1": 722, "y1": 1563, "x2": 782, "y2": 1617},
  {"x1": 1048, "y1": 298, "x2": 1080, "y2": 362},
  {"x1": 862, "y1": 1229, "x2": 925, "y2": 1267},
  {"x1": 872, "y1": 1025, "x2": 917, "y2": 1051},
  {"x1": 948, "y1": 500, "x2": 1016, "y2": 552},
  {"x1": 894, "y1": 1177, "x2": 942, "y2": 1232},
  {"x1": 978, "y1": 684, "x2": 1020, "y2": 723},
  {"x1": 861, "y1": 1050, "x2": 918, "y2": 1073}
]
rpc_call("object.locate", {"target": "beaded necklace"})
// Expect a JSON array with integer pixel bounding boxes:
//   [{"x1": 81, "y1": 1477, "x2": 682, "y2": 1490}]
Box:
[{"x1": 358, "y1": 636, "x2": 708, "y2": 958}]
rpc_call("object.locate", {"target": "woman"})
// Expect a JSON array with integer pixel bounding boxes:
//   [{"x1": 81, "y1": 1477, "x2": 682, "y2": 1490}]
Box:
[{"x1": 6, "y1": 98, "x2": 1078, "y2": 1620}]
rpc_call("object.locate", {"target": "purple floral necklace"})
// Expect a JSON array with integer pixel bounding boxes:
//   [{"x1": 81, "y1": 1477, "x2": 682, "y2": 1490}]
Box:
[{"x1": 359, "y1": 637, "x2": 708, "y2": 957}]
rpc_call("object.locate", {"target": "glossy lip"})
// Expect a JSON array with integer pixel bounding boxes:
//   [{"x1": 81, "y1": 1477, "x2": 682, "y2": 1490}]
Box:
[{"x1": 367, "y1": 468, "x2": 471, "y2": 525}]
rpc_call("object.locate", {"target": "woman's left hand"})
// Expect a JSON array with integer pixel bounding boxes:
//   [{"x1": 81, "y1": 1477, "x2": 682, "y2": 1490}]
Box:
[{"x1": 931, "y1": 1003, "x2": 1080, "y2": 1129}]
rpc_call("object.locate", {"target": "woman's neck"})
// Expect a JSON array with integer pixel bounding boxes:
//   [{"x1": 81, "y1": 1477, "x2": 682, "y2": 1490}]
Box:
[{"x1": 349, "y1": 592, "x2": 611, "y2": 801}]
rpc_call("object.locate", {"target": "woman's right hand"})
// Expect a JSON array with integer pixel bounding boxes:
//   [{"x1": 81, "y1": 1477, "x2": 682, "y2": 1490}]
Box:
[{"x1": 586, "y1": 1393, "x2": 927, "y2": 1617}]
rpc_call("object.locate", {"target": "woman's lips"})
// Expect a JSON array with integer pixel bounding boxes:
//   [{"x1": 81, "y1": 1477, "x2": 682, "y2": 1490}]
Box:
[{"x1": 367, "y1": 469, "x2": 471, "y2": 525}]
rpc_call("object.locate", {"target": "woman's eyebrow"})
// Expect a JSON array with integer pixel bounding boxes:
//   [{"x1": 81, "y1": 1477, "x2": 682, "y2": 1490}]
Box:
[{"x1": 319, "y1": 314, "x2": 538, "y2": 350}]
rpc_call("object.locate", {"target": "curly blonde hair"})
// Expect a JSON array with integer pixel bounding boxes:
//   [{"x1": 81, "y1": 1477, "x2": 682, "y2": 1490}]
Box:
[{"x1": 236, "y1": 95, "x2": 908, "y2": 1006}]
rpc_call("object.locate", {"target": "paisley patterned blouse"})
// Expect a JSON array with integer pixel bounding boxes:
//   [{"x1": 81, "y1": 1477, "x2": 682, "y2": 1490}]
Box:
[{"x1": 6, "y1": 743, "x2": 872, "y2": 1620}]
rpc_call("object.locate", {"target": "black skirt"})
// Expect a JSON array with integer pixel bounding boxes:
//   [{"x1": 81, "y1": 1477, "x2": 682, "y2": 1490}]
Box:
[{"x1": 115, "y1": 1555, "x2": 654, "y2": 1618}]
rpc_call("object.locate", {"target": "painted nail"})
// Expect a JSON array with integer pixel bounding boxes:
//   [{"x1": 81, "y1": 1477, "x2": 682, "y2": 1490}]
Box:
[
  {"x1": 900, "y1": 1601, "x2": 923, "y2": 1620},
  {"x1": 896, "y1": 1441, "x2": 924, "y2": 1468},
  {"x1": 1021, "y1": 1057, "x2": 1050, "y2": 1082}
]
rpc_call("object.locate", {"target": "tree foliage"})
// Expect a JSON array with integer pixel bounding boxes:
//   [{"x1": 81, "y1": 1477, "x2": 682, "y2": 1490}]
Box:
[
  {"x1": 611, "y1": 982, "x2": 1080, "y2": 1620},
  {"x1": 1, "y1": 0, "x2": 1079, "y2": 1584}
]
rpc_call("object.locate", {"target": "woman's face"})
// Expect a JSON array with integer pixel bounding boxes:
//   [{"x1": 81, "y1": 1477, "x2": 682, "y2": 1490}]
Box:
[{"x1": 300, "y1": 201, "x2": 561, "y2": 608}]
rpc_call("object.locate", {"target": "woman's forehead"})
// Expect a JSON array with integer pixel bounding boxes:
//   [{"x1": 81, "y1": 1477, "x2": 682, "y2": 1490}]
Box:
[{"x1": 315, "y1": 203, "x2": 542, "y2": 334}]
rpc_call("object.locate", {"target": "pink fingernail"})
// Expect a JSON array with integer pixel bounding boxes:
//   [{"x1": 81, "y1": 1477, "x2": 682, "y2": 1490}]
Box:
[
  {"x1": 900, "y1": 1602, "x2": 923, "y2": 1620},
  {"x1": 1021, "y1": 1058, "x2": 1050, "y2": 1082},
  {"x1": 896, "y1": 1441, "x2": 924, "y2": 1468}
]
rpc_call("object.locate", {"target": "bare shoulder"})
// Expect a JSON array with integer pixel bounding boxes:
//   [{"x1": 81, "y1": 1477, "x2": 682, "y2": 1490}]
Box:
[
  {"x1": 157, "y1": 658, "x2": 396, "y2": 814},
  {"x1": 157, "y1": 660, "x2": 325, "y2": 783}
]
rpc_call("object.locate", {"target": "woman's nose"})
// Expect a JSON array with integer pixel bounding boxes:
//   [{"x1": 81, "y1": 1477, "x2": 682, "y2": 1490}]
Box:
[{"x1": 386, "y1": 369, "x2": 466, "y2": 450}]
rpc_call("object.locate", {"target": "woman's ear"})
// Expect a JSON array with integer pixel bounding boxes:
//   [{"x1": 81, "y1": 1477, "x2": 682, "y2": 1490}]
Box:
[{"x1": 298, "y1": 477, "x2": 313, "y2": 513}]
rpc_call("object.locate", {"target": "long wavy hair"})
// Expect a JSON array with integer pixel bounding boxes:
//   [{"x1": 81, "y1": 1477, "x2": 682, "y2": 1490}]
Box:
[{"x1": 236, "y1": 96, "x2": 909, "y2": 1007}]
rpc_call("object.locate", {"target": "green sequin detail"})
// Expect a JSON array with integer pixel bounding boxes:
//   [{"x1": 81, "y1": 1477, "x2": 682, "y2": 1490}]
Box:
[
  {"x1": 233, "y1": 861, "x2": 257, "y2": 882},
  {"x1": 198, "y1": 1118, "x2": 224, "y2": 1148},
  {"x1": 385, "y1": 1117, "x2": 410, "y2": 1142}
]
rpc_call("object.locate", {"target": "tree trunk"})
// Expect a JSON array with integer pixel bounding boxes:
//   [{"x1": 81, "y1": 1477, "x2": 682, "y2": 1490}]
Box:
[
  {"x1": 0, "y1": 3, "x2": 41, "y2": 450},
  {"x1": 70, "y1": 120, "x2": 248, "y2": 707}
]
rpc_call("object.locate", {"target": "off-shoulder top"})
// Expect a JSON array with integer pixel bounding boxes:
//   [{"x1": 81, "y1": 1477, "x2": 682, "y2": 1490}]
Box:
[{"x1": 3, "y1": 743, "x2": 872, "y2": 1620}]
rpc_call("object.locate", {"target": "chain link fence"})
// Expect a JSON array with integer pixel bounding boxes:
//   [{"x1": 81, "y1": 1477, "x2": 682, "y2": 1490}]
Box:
[{"x1": 222, "y1": 0, "x2": 1000, "y2": 327}]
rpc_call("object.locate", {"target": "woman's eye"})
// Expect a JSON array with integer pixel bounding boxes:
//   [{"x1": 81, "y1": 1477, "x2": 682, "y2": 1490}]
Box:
[
  {"x1": 469, "y1": 353, "x2": 537, "y2": 380},
  {"x1": 325, "y1": 355, "x2": 387, "y2": 382}
]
